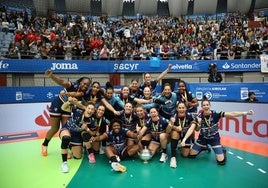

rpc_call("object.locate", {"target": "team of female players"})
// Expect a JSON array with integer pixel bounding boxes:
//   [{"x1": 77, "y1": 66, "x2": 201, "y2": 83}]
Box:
[{"x1": 41, "y1": 66, "x2": 254, "y2": 173}]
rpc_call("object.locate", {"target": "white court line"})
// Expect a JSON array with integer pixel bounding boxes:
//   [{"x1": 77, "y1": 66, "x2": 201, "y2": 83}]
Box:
[
  {"x1": 230, "y1": 150, "x2": 267, "y2": 174},
  {"x1": 258, "y1": 168, "x2": 267, "y2": 174},
  {"x1": 246, "y1": 161, "x2": 254, "y2": 166}
]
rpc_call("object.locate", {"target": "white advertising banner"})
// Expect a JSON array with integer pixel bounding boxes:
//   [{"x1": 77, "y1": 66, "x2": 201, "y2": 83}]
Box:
[
  {"x1": 0, "y1": 103, "x2": 51, "y2": 134},
  {"x1": 0, "y1": 102, "x2": 267, "y2": 144},
  {"x1": 260, "y1": 54, "x2": 268, "y2": 73},
  {"x1": 210, "y1": 101, "x2": 267, "y2": 144}
]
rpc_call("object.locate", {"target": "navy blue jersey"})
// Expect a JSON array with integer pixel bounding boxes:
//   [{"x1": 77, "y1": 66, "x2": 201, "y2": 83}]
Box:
[
  {"x1": 64, "y1": 106, "x2": 95, "y2": 132},
  {"x1": 197, "y1": 110, "x2": 223, "y2": 139},
  {"x1": 146, "y1": 115, "x2": 169, "y2": 141},
  {"x1": 136, "y1": 112, "x2": 150, "y2": 128},
  {"x1": 129, "y1": 88, "x2": 140, "y2": 98},
  {"x1": 172, "y1": 112, "x2": 196, "y2": 136},
  {"x1": 139, "y1": 80, "x2": 158, "y2": 96},
  {"x1": 106, "y1": 128, "x2": 128, "y2": 152},
  {"x1": 50, "y1": 81, "x2": 84, "y2": 116},
  {"x1": 94, "y1": 116, "x2": 110, "y2": 135},
  {"x1": 136, "y1": 112, "x2": 151, "y2": 134},
  {"x1": 118, "y1": 111, "x2": 139, "y2": 131},
  {"x1": 176, "y1": 91, "x2": 197, "y2": 113},
  {"x1": 84, "y1": 89, "x2": 105, "y2": 106},
  {"x1": 59, "y1": 81, "x2": 82, "y2": 102}
]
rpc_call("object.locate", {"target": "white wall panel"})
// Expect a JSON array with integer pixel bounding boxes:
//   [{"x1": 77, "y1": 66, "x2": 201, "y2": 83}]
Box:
[
  {"x1": 194, "y1": 0, "x2": 217, "y2": 15},
  {"x1": 135, "y1": 0, "x2": 157, "y2": 16},
  {"x1": 102, "y1": 0, "x2": 123, "y2": 17},
  {"x1": 168, "y1": 0, "x2": 187, "y2": 17},
  {"x1": 227, "y1": 0, "x2": 251, "y2": 13}
]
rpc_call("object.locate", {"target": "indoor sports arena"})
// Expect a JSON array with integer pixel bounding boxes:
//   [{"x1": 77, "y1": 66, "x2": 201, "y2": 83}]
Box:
[{"x1": 0, "y1": 0, "x2": 268, "y2": 188}]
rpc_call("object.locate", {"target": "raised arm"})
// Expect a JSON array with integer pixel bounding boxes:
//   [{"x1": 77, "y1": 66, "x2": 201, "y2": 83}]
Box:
[
  {"x1": 45, "y1": 69, "x2": 71, "y2": 88},
  {"x1": 155, "y1": 64, "x2": 172, "y2": 83},
  {"x1": 224, "y1": 109, "x2": 254, "y2": 117}
]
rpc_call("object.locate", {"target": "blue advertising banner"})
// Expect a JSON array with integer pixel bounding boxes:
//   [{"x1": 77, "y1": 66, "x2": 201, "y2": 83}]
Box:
[
  {"x1": 188, "y1": 83, "x2": 268, "y2": 102},
  {"x1": 0, "y1": 83, "x2": 267, "y2": 104},
  {"x1": 0, "y1": 86, "x2": 61, "y2": 104},
  {"x1": 0, "y1": 59, "x2": 261, "y2": 73}
]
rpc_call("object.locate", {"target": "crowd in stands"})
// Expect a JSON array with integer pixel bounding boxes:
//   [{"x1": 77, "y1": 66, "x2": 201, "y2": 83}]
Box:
[{"x1": 0, "y1": 5, "x2": 268, "y2": 61}]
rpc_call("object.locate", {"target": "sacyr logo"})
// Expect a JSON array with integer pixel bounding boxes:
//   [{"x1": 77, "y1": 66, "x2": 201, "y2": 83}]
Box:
[{"x1": 35, "y1": 105, "x2": 50, "y2": 126}]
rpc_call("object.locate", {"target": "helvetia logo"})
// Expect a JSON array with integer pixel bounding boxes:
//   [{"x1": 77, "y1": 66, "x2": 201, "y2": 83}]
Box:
[{"x1": 35, "y1": 105, "x2": 50, "y2": 126}]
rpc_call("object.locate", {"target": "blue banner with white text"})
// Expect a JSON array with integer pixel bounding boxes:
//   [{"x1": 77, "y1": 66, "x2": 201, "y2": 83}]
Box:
[
  {"x1": 0, "y1": 59, "x2": 261, "y2": 73},
  {"x1": 0, "y1": 83, "x2": 267, "y2": 104},
  {"x1": 0, "y1": 86, "x2": 61, "y2": 104},
  {"x1": 187, "y1": 83, "x2": 268, "y2": 102}
]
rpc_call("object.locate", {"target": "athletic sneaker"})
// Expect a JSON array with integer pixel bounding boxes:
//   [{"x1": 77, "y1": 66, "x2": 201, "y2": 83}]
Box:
[
  {"x1": 111, "y1": 162, "x2": 126, "y2": 172},
  {"x1": 41, "y1": 145, "x2": 47, "y2": 156},
  {"x1": 61, "y1": 162, "x2": 69, "y2": 173},
  {"x1": 88, "y1": 153, "x2": 96, "y2": 163},
  {"x1": 170, "y1": 157, "x2": 177, "y2": 168},
  {"x1": 159, "y1": 153, "x2": 168, "y2": 163}
]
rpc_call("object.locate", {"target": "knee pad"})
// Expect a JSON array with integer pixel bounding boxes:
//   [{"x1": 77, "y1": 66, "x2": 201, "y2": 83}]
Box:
[
  {"x1": 217, "y1": 158, "x2": 226, "y2": 165},
  {"x1": 61, "y1": 135, "x2": 71, "y2": 149},
  {"x1": 141, "y1": 140, "x2": 150, "y2": 147},
  {"x1": 81, "y1": 132, "x2": 90, "y2": 142}
]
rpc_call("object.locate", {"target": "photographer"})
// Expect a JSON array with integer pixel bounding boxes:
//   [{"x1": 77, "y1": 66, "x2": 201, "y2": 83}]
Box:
[
  {"x1": 208, "y1": 63, "x2": 223, "y2": 83},
  {"x1": 244, "y1": 92, "x2": 259, "y2": 103}
]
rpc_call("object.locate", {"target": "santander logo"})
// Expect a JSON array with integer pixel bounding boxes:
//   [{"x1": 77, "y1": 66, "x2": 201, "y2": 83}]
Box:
[{"x1": 35, "y1": 105, "x2": 50, "y2": 126}]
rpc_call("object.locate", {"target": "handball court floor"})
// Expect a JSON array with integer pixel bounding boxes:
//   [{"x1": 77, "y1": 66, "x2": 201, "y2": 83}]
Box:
[{"x1": 0, "y1": 130, "x2": 267, "y2": 188}]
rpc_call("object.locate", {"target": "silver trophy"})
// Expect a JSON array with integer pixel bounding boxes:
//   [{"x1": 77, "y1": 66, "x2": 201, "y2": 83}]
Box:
[{"x1": 138, "y1": 146, "x2": 152, "y2": 163}]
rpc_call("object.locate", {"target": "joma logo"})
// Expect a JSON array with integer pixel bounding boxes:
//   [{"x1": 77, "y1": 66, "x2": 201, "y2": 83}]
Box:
[{"x1": 51, "y1": 63, "x2": 78, "y2": 70}]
